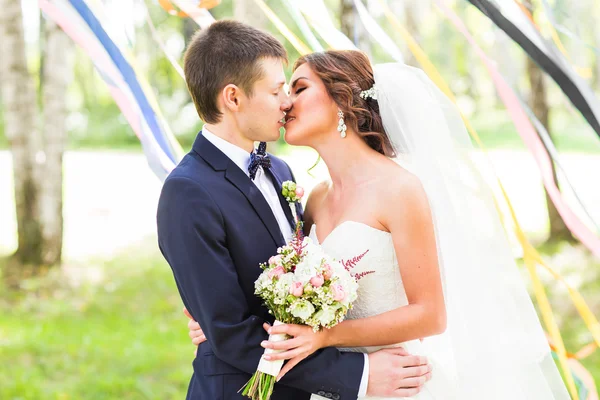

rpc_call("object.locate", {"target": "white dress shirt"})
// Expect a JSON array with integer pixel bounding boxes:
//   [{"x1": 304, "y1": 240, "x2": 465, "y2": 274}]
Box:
[
  {"x1": 202, "y1": 128, "x2": 369, "y2": 398},
  {"x1": 203, "y1": 128, "x2": 293, "y2": 241}
]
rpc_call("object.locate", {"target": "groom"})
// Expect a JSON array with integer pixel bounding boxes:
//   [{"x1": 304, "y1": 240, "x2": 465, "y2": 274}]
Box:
[{"x1": 157, "y1": 20, "x2": 430, "y2": 399}]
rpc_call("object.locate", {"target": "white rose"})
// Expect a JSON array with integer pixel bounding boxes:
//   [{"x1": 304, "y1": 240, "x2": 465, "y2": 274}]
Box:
[
  {"x1": 294, "y1": 259, "x2": 317, "y2": 284},
  {"x1": 255, "y1": 271, "x2": 271, "y2": 292},
  {"x1": 314, "y1": 306, "x2": 336, "y2": 326},
  {"x1": 274, "y1": 273, "x2": 295, "y2": 298},
  {"x1": 290, "y1": 299, "x2": 315, "y2": 321}
]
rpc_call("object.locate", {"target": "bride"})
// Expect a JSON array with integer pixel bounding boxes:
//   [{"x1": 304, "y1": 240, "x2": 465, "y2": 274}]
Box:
[{"x1": 188, "y1": 50, "x2": 570, "y2": 399}]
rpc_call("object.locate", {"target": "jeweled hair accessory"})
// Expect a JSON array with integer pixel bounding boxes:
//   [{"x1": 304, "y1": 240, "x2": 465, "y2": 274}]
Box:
[{"x1": 359, "y1": 84, "x2": 378, "y2": 100}]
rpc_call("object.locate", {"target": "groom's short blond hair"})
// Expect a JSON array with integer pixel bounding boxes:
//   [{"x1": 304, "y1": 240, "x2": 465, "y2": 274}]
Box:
[{"x1": 184, "y1": 20, "x2": 288, "y2": 124}]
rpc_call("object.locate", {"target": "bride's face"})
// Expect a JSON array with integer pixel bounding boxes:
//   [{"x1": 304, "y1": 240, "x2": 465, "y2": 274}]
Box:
[{"x1": 284, "y1": 63, "x2": 340, "y2": 147}]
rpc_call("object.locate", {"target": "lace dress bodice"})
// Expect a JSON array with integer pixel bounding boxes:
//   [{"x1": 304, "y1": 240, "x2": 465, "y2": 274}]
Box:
[
  {"x1": 310, "y1": 222, "x2": 408, "y2": 330},
  {"x1": 309, "y1": 222, "x2": 454, "y2": 400}
]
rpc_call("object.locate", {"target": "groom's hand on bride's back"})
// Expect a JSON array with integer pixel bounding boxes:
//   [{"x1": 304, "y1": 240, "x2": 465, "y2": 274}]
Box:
[
  {"x1": 183, "y1": 307, "x2": 432, "y2": 397},
  {"x1": 184, "y1": 307, "x2": 207, "y2": 355},
  {"x1": 367, "y1": 348, "x2": 432, "y2": 398}
]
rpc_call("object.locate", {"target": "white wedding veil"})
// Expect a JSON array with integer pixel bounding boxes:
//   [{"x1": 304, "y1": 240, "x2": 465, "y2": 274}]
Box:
[{"x1": 374, "y1": 63, "x2": 570, "y2": 399}]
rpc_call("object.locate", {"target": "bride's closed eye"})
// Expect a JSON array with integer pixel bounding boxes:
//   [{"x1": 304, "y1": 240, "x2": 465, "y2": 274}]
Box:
[{"x1": 294, "y1": 87, "x2": 306, "y2": 95}]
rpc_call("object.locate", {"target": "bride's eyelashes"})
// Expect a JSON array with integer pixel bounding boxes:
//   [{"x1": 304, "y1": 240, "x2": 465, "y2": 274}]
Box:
[{"x1": 294, "y1": 87, "x2": 306, "y2": 95}]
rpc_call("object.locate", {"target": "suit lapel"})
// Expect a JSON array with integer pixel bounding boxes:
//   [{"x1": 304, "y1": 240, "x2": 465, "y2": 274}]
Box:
[
  {"x1": 266, "y1": 167, "x2": 296, "y2": 231},
  {"x1": 193, "y1": 132, "x2": 285, "y2": 247},
  {"x1": 226, "y1": 165, "x2": 286, "y2": 247}
]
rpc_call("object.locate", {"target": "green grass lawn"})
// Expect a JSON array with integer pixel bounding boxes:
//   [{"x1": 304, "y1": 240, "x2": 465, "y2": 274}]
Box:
[
  {"x1": 469, "y1": 109, "x2": 600, "y2": 154},
  {"x1": 0, "y1": 246, "x2": 193, "y2": 400},
  {"x1": 1, "y1": 240, "x2": 599, "y2": 399}
]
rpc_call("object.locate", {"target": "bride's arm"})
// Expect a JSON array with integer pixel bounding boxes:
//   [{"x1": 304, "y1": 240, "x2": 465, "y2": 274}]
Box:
[
  {"x1": 262, "y1": 176, "x2": 444, "y2": 375},
  {"x1": 325, "y1": 176, "x2": 446, "y2": 347}
]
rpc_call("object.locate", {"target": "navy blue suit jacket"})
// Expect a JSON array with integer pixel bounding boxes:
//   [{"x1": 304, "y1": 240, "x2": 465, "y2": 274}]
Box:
[{"x1": 157, "y1": 132, "x2": 364, "y2": 400}]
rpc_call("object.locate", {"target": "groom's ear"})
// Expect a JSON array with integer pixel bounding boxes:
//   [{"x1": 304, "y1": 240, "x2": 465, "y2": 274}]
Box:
[{"x1": 222, "y1": 84, "x2": 242, "y2": 111}]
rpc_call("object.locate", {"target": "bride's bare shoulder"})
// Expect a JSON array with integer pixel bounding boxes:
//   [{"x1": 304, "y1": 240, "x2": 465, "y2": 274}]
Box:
[
  {"x1": 303, "y1": 180, "x2": 331, "y2": 231},
  {"x1": 375, "y1": 160, "x2": 429, "y2": 216},
  {"x1": 377, "y1": 158, "x2": 421, "y2": 188}
]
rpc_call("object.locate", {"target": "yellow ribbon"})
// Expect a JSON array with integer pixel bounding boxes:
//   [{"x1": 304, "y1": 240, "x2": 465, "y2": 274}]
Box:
[
  {"x1": 158, "y1": 0, "x2": 221, "y2": 17},
  {"x1": 514, "y1": 0, "x2": 592, "y2": 78},
  {"x1": 251, "y1": 0, "x2": 312, "y2": 56},
  {"x1": 375, "y1": 0, "x2": 600, "y2": 397}
]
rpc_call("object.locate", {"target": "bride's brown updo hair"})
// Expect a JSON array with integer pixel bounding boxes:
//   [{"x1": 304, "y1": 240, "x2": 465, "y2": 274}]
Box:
[{"x1": 293, "y1": 50, "x2": 395, "y2": 157}]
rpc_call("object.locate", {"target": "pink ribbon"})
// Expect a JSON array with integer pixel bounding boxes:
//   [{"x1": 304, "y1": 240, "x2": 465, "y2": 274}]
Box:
[{"x1": 437, "y1": 0, "x2": 600, "y2": 257}]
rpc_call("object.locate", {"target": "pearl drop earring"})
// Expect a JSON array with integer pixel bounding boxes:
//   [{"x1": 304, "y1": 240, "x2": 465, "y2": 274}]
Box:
[{"x1": 337, "y1": 110, "x2": 347, "y2": 138}]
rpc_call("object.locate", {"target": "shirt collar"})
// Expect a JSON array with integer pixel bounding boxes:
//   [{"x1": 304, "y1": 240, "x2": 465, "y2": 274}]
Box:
[{"x1": 202, "y1": 127, "x2": 252, "y2": 177}]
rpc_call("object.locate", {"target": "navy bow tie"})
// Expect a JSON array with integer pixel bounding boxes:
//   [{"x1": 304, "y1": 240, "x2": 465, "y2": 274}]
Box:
[{"x1": 248, "y1": 142, "x2": 271, "y2": 180}]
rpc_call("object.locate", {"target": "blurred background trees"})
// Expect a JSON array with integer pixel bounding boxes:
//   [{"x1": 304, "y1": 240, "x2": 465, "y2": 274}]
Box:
[
  {"x1": 1, "y1": 0, "x2": 599, "y2": 397},
  {"x1": 0, "y1": 0, "x2": 72, "y2": 272}
]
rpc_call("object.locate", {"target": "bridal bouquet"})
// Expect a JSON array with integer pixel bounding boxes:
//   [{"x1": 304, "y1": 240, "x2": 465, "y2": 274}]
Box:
[{"x1": 241, "y1": 183, "x2": 359, "y2": 400}]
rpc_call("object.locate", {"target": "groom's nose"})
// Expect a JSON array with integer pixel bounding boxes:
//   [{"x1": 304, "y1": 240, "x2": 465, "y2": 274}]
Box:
[{"x1": 280, "y1": 97, "x2": 292, "y2": 112}]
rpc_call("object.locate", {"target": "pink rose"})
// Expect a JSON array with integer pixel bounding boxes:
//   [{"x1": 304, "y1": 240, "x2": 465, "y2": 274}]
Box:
[
  {"x1": 295, "y1": 186, "x2": 305, "y2": 199},
  {"x1": 310, "y1": 273, "x2": 324, "y2": 288},
  {"x1": 322, "y1": 264, "x2": 333, "y2": 281},
  {"x1": 289, "y1": 281, "x2": 304, "y2": 297},
  {"x1": 331, "y1": 284, "x2": 346, "y2": 302},
  {"x1": 268, "y1": 266, "x2": 285, "y2": 279},
  {"x1": 269, "y1": 255, "x2": 282, "y2": 266}
]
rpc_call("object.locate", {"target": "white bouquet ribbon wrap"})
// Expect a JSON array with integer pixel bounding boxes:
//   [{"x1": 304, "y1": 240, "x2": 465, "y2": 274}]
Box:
[{"x1": 257, "y1": 320, "x2": 286, "y2": 377}]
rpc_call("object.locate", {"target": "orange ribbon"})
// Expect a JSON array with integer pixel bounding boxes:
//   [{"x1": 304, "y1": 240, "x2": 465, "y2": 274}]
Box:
[{"x1": 159, "y1": 0, "x2": 221, "y2": 17}]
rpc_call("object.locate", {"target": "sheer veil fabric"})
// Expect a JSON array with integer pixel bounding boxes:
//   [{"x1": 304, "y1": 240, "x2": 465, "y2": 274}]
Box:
[{"x1": 374, "y1": 63, "x2": 570, "y2": 399}]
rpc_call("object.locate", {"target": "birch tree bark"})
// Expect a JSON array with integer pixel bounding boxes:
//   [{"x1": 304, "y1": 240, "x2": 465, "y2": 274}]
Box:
[
  {"x1": 0, "y1": 2, "x2": 72, "y2": 270},
  {"x1": 0, "y1": 0, "x2": 45, "y2": 266},
  {"x1": 40, "y1": 20, "x2": 72, "y2": 265}
]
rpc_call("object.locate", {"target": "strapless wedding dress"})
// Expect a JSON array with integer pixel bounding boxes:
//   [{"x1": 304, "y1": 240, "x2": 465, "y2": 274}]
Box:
[{"x1": 309, "y1": 221, "x2": 457, "y2": 400}]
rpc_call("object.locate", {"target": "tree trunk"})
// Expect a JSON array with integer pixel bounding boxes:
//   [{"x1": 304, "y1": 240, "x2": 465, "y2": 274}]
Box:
[
  {"x1": 524, "y1": 0, "x2": 575, "y2": 244},
  {"x1": 40, "y1": 20, "x2": 72, "y2": 265},
  {"x1": 0, "y1": 0, "x2": 45, "y2": 266},
  {"x1": 340, "y1": 0, "x2": 353, "y2": 39},
  {"x1": 340, "y1": 0, "x2": 371, "y2": 56},
  {"x1": 0, "y1": 2, "x2": 70, "y2": 271},
  {"x1": 403, "y1": 0, "x2": 419, "y2": 66}
]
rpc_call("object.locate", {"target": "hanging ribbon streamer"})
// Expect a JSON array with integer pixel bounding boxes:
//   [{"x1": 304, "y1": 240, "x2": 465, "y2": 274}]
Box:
[
  {"x1": 39, "y1": 0, "x2": 183, "y2": 181},
  {"x1": 450, "y1": 3, "x2": 600, "y2": 257},
  {"x1": 436, "y1": 2, "x2": 600, "y2": 397},
  {"x1": 297, "y1": 0, "x2": 599, "y2": 245},
  {"x1": 159, "y1": 0, "x2": 220, "y2": 18},
  {"x1": 165, "y1": 0, "x2": 313, "y2": 58},
  {"x1": 352, "y1": 0, "x2": 404, "y2": 62},
  {"x1": 539, "y1": 0, "x2": 600, "y2": 55},
  {"x1": 170, "y1": 0, "x2": 216, "y2": 29},
  {"x1": 144, "y1": 4, "x2": 185, "y2": 80},
  {"x1": 251, "y1": 0, "x2": 312, "y2": 56},
  {"x1": 465, "y1": 0, "x2": 600, "y2": 141},
  {"x1": 281, "y1": 0, "x2": 324, "y2": 52},
  {"x1": 519, "y1": 98, "x2": 600, "y2": 234},
  {"x1": 292, "y1": 0, "x2": 358, "y2": 50},
  {"x1": 371, "y1": 1, "x2": 599, "y2": 398},
  {"x1": 514, "y1": 0, "x2": 593, "y2": 79},
  {"x1": 159, "y1": 0, "x2": 187, "y2": 17}
]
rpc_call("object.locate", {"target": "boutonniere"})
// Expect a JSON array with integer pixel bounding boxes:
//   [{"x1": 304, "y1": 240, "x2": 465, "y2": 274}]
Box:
[{"x1": 281, "y1": 181, "x2": 304, "y2": 230}]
